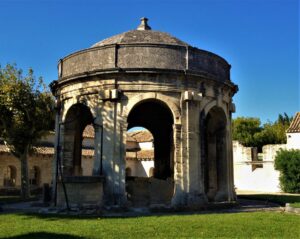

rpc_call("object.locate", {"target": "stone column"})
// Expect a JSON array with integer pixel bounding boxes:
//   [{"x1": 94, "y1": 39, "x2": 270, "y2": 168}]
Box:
[
  {"x1": 187, "y1": 100, "x2": 207, "y2": 206},
  {"x1": 171, "y1": 123, "x2": 184, "y2": 207},
  {"x1": 101, "y1": 100, "x2": 126, "y2": 206},
  {"x1": 112, "y1": 101, "x2": 127, "y2": 206}
]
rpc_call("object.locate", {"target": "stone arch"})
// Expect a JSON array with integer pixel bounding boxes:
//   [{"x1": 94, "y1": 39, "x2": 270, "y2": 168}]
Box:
[
  {"x1": 62, "y1": 97, "x2": 97, "y2": 122},
  {"x1": 29, "y1": 166, "x2": 41, "y2": 186},
  {"x1": 62, "y1": 103, "x2": 94, "y2": 176},
  {"x1": 202, "y1": 105, "x2": 229, "y2": 202},
  {"x1": 125, "y1": 167, "x2": 132, "y2": 177},
  {"x1": 126, "y1": 97, "x2": 175, "y2": 206},
  {"x1": 202, "y1": 100, "x2": 229, "y2": 122},
  {"x1": 125, "y1": 93, "x2": 181, "y2": 124},
  {"x1": 3, "y1": 165, "x2": 17, "y2": 187}
]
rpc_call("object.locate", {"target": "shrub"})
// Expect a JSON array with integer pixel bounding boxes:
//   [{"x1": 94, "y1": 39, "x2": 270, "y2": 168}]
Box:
[{"x1": 274, "y1": 149, "x2": 300, "y2": 193}]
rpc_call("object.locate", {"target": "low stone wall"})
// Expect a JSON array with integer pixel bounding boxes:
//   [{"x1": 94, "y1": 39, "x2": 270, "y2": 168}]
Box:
[
  {"x1": 126, "y1": 177, "x2": 174, "y2": 207},
  {"x1": 57, "y1": 176, "x2": 104, "y2": 208},
  {"x1": 285, "y1": 204, "x2": 300, "y2": 214},
  {"x1": 233, "y1": 141, "x2": 286, "y2": 193}
]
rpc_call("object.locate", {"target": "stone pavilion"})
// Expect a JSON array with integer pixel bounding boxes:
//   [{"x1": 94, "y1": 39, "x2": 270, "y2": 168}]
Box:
[{"x1": 50, "y1": 18, "x2": 238, "y2": 209}]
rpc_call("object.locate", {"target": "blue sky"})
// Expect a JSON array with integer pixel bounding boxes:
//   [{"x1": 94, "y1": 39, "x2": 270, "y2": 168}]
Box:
[{"x1": 0, "y1": 0, "x2": 298, "y2": 123}]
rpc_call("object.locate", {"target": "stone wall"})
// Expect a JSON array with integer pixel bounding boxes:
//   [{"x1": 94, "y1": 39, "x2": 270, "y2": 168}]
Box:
[
  {"x1": 57, "y1": 176, "x2": 104, "y2": 207},
  {"x1": 126, "y1": 159, "x2": 154, "y2": 177},
  {"x1": 60, "y1": 45, "x2": 229, "y2": 82},
  {"x1": 287, "y1": 132, "x2": 300, "y2": 150},
  {"x1": 0, "y1": 153, "x2": 52, "y2": 188},
  {"x1": 233, "y1": 141, "x2": 286, "y2": 193}
]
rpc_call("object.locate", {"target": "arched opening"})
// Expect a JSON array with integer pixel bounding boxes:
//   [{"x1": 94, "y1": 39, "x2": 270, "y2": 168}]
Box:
[
  {"x1": 125, "y1": 167, "x2": 132, "y2": 177},
  {"x1": 126, "y1": 127, "x2": 154, "y2": 177},
  {"x1": 81, "y1": 124, "x2": 95, "y2": 176},
  {"x1": 63, "y1": 103, "x2": 94, "y2": 176},
  {"x1": 203, "y1": 106, "x2": 228, "y2": 202},
  {"x1": 29, "y1": 166, "x2": 40, "y2": 186},
  {"x1": 3, "y1": 165, "x2": 17, "y2": 187},
  {"x1": 126, "y1": 99, "x2": 174, "y2": 206}
]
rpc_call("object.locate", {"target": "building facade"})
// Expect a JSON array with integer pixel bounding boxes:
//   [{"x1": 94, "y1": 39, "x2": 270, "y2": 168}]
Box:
[{"x1": 233, "y1": 112, "x2": 300, "y2": 193}]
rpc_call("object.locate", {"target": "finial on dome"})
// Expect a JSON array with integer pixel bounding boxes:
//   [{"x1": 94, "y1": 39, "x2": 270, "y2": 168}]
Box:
[{"x1": 137, "y1": 17, "x2": 151, "y2": 30}]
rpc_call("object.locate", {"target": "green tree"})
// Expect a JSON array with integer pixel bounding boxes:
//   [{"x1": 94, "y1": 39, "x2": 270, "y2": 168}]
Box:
[
  {"x1": 0, "y1": 64, "x2": 54, "y2": 199},
  {"x1": 232, "y1": 117, "x2": 262, "y2": 147},
  {"x1": 233, "y1": 114, "x2": 293, "y2": 150},
  {"x1": 275, "y1": 149, "x2": 300, "y2": 193}
]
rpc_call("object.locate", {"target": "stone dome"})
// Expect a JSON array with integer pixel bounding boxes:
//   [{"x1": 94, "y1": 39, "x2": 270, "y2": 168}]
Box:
[
  {"x1": 57, "y1": 17, "x2": 231, "y2": 84},
  {"x1": 92, "y1": 18, "x2": 189, "y2": 47},
  {"x1": 92, "y1": 30, "x2": 189, "y2": 47}
]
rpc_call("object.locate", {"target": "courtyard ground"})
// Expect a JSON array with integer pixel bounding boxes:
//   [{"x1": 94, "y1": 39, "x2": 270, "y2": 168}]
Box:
[
  {"x1": 0, "y1": 193, "x2": 299, "y2": 238},
  {"x1": 0, "y1": 211, "x2": 299, "y2": 238}
]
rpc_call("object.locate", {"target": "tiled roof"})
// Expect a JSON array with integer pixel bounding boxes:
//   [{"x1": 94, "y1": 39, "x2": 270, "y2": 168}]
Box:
[
  {"x1": 126, "y1": 149, "x2": 154, "y2": 161},
  {"x1": 82, "y1": 124, "x2": 95, "y2": 138},
  {"x1": 82, "y1": 125, "x2": 151, "y2": 143},
  {"x1": 126, "y1": 135, "x2": 136, "y2": 142},
  {"x1": 0, "y1": 145, "x2": 94, "y2": 157},
  {"x1": 0, "y1": 144, "x2": 10, "y2": 153},
  {"x1": 128, "y1": 130, "x2": 153, "y2": 143},
  {"x1": 287, "y1": 112, "x2": 300, "y2": 133}
]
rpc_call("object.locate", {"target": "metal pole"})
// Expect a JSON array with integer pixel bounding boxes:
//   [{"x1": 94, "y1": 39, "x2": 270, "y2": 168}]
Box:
[
  {"x1": 100, "y1": 125, "x2": 103, "y2": 175},
  {"x1": 54, "y1": 123, "x2": 59, "y2": 206},
  {"x1": 93, "y1": 122, "x2": 104, "y2": 175},
  {"x1": 57, "y1": 138, "x2": 70, "y2": 211}
]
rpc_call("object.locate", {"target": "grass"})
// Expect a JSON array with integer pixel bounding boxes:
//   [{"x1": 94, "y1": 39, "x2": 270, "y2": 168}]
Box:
[
  {"x1": 237, "y1": 194, "x2": 300, "y2": 206},
  {"x1": 0, "y1": 212, "x2": 299, "y2": 238},
  {"x1": 0, "y1": 196, "x2": 38, "y2": 204},
  {"x1": 290, "y1": 203, "x2": 300, "y2": 208}
]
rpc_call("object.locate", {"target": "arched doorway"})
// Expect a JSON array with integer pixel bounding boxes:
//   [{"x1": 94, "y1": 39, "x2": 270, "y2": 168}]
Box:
[
  {"x1": 3, "y1": 165, "x2": 17, "y2": 187},
  {"x1": 203, "y1": 106, "x2": 228, "y2": 201},
  {"x1": 63, "y1": 103, "x2": 94, "y2": 176},
  {"x1": 29, "y1": 166, "x2": 40, "y2": 187},
  {"x1": 126, "y1": 99, "x2": 174, "y2": 206}
]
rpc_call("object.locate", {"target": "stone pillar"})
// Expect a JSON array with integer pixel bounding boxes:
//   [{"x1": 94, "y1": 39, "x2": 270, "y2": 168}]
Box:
[
  {"x1": 171, "y1": 123, "x2": 184, "y2": 207},
  {"x1": 186, "y1": 100, "x2": 207, "y2": 206},
  {"x1": 112, "y1": 101, "x2": 127, "y2": 206},
  {"x1": 101, "y1": 100, "x2": 126, "y2": 206}
]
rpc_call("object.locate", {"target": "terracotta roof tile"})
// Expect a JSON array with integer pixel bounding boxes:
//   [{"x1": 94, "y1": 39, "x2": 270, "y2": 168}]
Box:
[
  {"x1": 126, "y1": 149, "x2": 154, "y2": 161},
  {"x1": 82, "y1": 126, "x2": 151, "y2": 143},
  {"x1": 126, "y1": 135, "x2": 137, "y2": 142},
  {"x1": 0, "y1": 144, "x2": 10, "y2": 153},
  {"x1": 287, "y1": 112, "x2": 300, "y2": 133},
  {"x1": 128, "y1": 130, "x2": 153, "y2": 142},
  {"x1": 82, "y1": 124, "x2": 95, "y2": 138},
  {"x1": 0, "y1": 145, "x2": 94, "y2": 157}
]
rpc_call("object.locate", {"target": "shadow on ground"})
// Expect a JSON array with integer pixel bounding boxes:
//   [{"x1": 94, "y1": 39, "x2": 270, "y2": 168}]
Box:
[{"x1": 3, "y1": 232, "x2": 84, "y2": 239}]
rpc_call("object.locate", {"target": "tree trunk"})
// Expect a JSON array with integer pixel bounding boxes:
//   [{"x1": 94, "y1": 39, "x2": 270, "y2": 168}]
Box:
[{"x1": 20, "y1": 148, "x2": 30, "y2": 199}]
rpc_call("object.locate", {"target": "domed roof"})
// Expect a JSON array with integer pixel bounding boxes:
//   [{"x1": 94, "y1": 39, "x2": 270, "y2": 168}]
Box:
[{"x1": 91, "y1": 18, "x2": 190, "y2": 47}]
